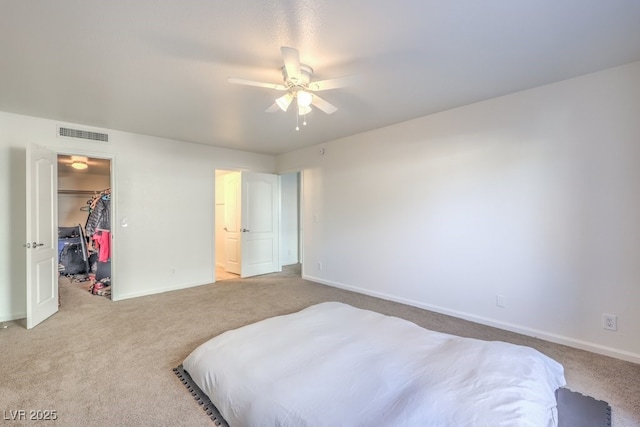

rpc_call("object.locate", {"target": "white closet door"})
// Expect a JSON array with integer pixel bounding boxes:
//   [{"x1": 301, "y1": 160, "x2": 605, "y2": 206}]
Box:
[
  {"x1": 240, "y1": 171, "x2": 280, "y2": 278},
  {"x1": 26, "y1": 145, "x2": 58, "y2": 328}
]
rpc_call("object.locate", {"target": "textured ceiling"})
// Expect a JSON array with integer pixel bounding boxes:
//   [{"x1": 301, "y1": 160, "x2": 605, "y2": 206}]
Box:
[{"x1": 1, "y1": 1, "x2": 640, "y2": 155}]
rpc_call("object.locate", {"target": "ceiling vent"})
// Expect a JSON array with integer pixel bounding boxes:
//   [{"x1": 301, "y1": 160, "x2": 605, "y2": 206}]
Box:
[{"x1": 58, "y1": 126, "x2": 109, "y2": 142}]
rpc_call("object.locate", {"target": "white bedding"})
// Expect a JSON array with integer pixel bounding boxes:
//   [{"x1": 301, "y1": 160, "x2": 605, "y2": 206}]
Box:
[{"x1": 183, "y1": 302, "x2": 565, "y2": 427}]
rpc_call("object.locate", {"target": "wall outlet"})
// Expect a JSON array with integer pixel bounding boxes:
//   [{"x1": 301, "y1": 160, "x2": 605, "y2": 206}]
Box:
[
  {"x1": 496, "y1": 294, "x2": 506, "y2": 308},
  {"x1": 317, "y1": 261, "x2": 323, "y2": 271},
  {"x1": 602, "y1": 314, "x2": 617, "y2": 331}
]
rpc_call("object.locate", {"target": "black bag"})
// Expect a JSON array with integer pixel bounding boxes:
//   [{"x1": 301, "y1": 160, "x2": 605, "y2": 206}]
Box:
[
  {"x1": 95, "y1": 260, "x2": 111, "y2": 281},
  {"x1": 59, "y1": 243, "x2": 86, "y2": 274},
  {"x1": 58, "y1": 226, "x2": 80, "y2": 238}
]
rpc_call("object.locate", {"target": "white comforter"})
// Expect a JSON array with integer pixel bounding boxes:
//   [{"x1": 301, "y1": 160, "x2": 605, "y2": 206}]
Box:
[{"x1": 183, "y1": 302, "x2": 565, "y2": 427}]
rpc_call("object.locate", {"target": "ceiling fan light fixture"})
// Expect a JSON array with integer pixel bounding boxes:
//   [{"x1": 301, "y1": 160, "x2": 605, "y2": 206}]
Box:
[
  {"x1": 70, "y1": 156, "x2": 88, "y2": 170},
  {"x1": 297, "y1": 90, "x2": 313, "y2": 107},
  {"x1": 229, "y1": 46, "x2": 345, "y2": 129},
  {"x1": 298, "y1": 104, "x2": 312, "y2": 116},
  {"x1": 276, "y1": 93, "x2": 294, "y2": 111}
]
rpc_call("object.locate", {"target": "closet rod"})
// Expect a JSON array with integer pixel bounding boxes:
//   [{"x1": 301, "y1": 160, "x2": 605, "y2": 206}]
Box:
[{"x1": 58, "y1": 189, "x2": 98, "y2": 195}]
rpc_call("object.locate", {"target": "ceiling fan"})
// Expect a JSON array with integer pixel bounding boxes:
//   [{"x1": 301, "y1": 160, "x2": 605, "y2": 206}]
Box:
[{"x1": 229, "y1": 46, "x2": 355, "y2": 125}]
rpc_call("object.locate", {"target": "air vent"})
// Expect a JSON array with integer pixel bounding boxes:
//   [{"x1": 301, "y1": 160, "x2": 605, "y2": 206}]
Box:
[{"x1": 58, "y1": 127, "x2": 109, "y2": 142}]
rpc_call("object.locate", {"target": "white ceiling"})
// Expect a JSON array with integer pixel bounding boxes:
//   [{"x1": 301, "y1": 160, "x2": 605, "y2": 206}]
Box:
[
  {"x1": 58, "y1": 155, "x2": 111, "y2": 176},
  {"x1": 2, "y1": 1, "x2": 640, "y2": 155}
]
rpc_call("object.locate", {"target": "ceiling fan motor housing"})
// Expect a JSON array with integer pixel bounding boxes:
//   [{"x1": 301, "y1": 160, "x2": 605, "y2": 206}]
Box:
[{"x1": 282, "y1": 64, "x2": 313, "y2": 88}]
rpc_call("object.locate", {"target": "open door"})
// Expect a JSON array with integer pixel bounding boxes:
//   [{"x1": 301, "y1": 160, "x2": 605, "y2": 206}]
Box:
[
  {"x1": 26, "y1": 145, "x2": 58, "y2": 328},
  {"x1": 223, "y1": 172, "x2": 241, "y2": 274},
  {"x1": 240, "y1": 171, "x2": 280, "y2": 278}
]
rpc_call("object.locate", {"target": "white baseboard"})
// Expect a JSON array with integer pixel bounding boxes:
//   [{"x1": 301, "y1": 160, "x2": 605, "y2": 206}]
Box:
[
  {"x1": 0, "y1": 312, "x2": 26, "y2": 322},
  {"x1": 303, "y1": 274, "x2": 640, "y2": 365},
  {"x1": 114, "y1": 280, "x2": 213, "y2": 301}
]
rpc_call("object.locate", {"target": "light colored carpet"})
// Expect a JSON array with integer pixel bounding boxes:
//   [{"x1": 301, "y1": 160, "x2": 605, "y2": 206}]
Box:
[
  {"x1": 215, "y1": 266, "x2": 239, "y2": 281},
  {"x1": 1, "y1": 265, "x2": 638, "y2": 426}
]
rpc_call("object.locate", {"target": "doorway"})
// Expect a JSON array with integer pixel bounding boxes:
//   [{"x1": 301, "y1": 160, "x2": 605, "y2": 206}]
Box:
[
  {"x1": 279, "y1": 171, "x2": 302, "y2": 273},
  {"x1": 214, "y1": 170, "x2": 284, "y2": 280},
  {"x1": 57, "y1": 154, "x2": 112, "y2": 299},
  {"x1": 215, "y1": 170, "x2": 241, "y2": 280}
]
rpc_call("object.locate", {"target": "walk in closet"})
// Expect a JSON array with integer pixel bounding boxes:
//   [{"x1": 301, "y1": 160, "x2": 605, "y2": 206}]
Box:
[{"x1": 57, "y1": 155, "x2": 112, "y2": 299}]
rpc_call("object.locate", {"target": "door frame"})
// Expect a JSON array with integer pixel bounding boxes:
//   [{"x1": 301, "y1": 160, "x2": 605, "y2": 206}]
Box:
[
  {"x1": 214, "y1": 168, "x2": 304, "y2": 281},
  {"x1": 54, "y1": 149, "x2": 118, "y2": 300},
  {"x1": 213, "y1": 168, "x2": 305, "y2": 281}
]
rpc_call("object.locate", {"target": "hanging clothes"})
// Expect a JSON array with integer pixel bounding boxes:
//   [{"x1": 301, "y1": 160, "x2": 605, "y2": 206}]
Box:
[
  {"x1": 82, "y1": 188, "x2": 112, "y2": 296},
  {"x1": 85, "y1": 189, "x2": 111, "y2": 237},
  {"x1": 93, "y1": 230, "x2": 111, "y2": 262}
]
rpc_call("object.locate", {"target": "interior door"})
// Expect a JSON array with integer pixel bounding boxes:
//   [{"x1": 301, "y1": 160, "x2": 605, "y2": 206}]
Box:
[
  {"x1": 26, "y1": 145, "x2": 58, "y2": 329},
  {"x1": 240, "y1": 171, "x2": 280, "y2": 278},
  {"x1": 223, "y1": 172, "x2": 241, "y2": 274}
]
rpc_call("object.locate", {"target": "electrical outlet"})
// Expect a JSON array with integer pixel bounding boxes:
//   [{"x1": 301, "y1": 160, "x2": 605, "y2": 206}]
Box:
[
  {"x1": 496, "y1": 294, "x2": 506, "y2": 308},
  {"x1": 317, "y1": 261, "x2": 323, "y2": 271},
  {"x1": 602, "y1": 314, "x2": 617, "y2": 331}
]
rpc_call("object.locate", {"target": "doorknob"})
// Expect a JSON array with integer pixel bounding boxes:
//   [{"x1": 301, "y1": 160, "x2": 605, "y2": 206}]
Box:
[
  {"x1": 241, "y1": 228, "x2": 250, "y2": 232},
  {"x1": 33, "y1": 242, "x2": 44, "y2": 247},
  {"x1": 224, "y1": 227, "x2": 228, "y2": 231}
]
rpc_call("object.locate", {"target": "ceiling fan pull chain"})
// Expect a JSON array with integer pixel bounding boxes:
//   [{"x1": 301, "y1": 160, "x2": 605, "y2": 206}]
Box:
[{"x1": 296, "y1": 107, "x2": 300, "y2": 131}]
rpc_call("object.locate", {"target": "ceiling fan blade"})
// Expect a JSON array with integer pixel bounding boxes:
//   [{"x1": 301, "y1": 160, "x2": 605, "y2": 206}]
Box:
[
  {"x1": 265, "y1": 103, "x2": 280, "y2": 113},
  {"x1": 281, "y1": 46, "x2": 301, "y2": 83},
  {"x1": 228, "y1": 77, "x2": 287, "y2": 91},
  {"x1": 311, "y1": 94, "x2": 338, "y2": 114},
  {"x1": 309, "y1": 75, "x2": 358, "y2": 91},
  {"x1": 275, "y1": 93, "x2": 294, "y2": 112}
]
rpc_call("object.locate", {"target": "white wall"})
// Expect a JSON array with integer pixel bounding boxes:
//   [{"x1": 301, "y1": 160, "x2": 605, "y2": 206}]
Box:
[
  {"x1": 280, "y1": 172, "x2": 299, "y2": 266},
  {"x1": 0, "y1": 112, "x2": 275, "y2": 321},
  {"x1": 277, "y1": 61, "x2": 640, "y2": 363}
]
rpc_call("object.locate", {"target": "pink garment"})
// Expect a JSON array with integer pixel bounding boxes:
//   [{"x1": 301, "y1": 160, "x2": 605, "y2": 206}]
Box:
[{"x1": 93, "y1": 230, "x2": 111, "y2": 262}]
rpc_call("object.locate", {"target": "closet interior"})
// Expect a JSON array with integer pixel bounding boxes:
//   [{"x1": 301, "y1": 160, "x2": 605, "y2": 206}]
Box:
[
  {"x1": 57, "y1": 155, "x2": 112, "y2": 299},
  {"x1": 214, "y1": 170, "x2": 241, "y2": 280}
]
